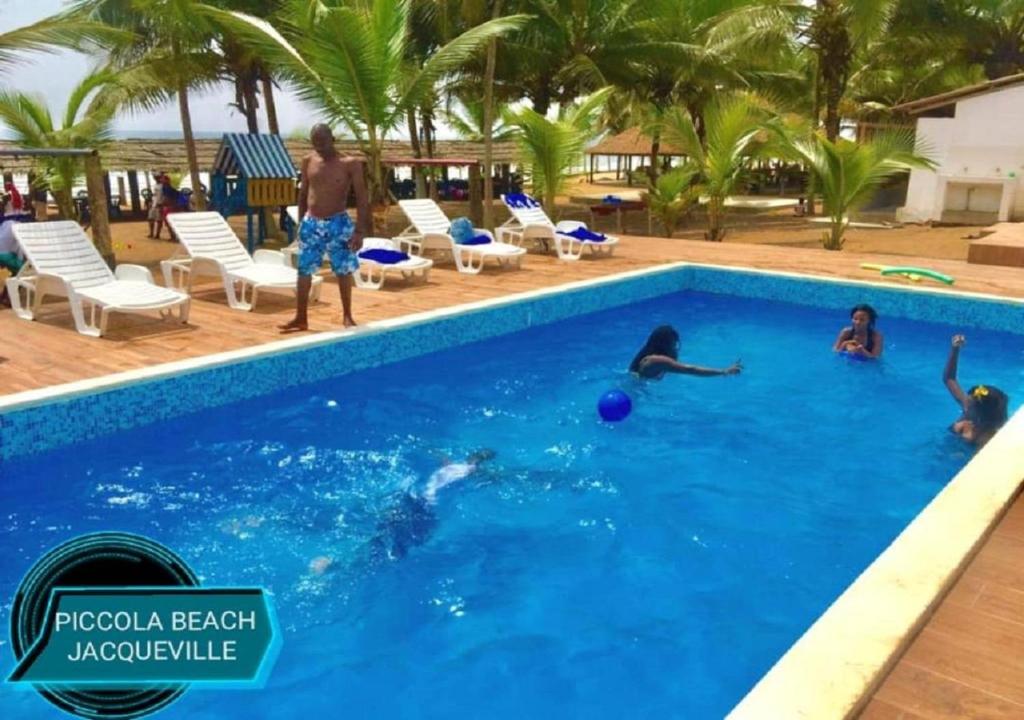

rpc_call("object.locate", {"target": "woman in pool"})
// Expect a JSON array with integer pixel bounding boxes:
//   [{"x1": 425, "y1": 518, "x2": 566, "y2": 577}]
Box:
[
  {"x1": 944, "y1": 334, "x2": 1009, "y2": 449},
  {"x1": 833, "y1": 304, "x2": 884, "y2": 358},
  {"x1": 629, "y1": 325, "x2": 742, "y2": 380}
]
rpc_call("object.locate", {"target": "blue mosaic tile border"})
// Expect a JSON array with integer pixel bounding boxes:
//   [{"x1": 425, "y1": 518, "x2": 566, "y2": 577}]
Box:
[
  {"x1": 1, "y1": 265, "x2": 1021, "y2": 461},
  {"x1": 0, "y1": 267, "x2": 684, "y2": 461},
  {"x1": 683, "y1": 266, "x2": 1024, "y2": 334}
]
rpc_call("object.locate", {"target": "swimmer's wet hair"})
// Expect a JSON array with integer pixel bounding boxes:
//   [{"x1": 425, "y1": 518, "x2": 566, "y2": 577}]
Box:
[
  {"x1": 629, "y1": 325, "x2": 680, "y2": 372},
  {"x1": 968, "y1": 385, "x2": 1009, "y2": 431}
]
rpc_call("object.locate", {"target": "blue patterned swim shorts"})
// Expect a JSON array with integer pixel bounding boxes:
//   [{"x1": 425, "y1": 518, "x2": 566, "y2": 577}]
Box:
[{"x1": 298, "y1": 212, "x2": 359, "y2": 277}]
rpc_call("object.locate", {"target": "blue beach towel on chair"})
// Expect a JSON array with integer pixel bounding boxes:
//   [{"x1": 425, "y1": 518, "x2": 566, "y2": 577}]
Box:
[
  {"x1": 505, "y1": 193, "x2": 541, "y2": 209},
  {"x1": 359, "y1": 248, "x2": 410, "y2": 264},
  {"x1": 559, "y1": 226, "x2": 607, "y2": 242},
  {"x1": 451, "y1": 217, "x2": 492, "y2": 245}
]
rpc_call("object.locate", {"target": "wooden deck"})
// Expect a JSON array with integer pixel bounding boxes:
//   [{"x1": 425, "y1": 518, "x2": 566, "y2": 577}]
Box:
[
  {"x1": 860, "y1": 490, "x2": 1024, "y2": 720},
  {"x1": 3, "y1": 234, "x2": 1024, "y2": 396}
]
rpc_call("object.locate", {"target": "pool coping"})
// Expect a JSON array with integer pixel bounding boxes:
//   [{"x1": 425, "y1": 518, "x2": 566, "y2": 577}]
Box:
[{"x1": 4, "y1": 261, "x2": 1024, "y2": 719}]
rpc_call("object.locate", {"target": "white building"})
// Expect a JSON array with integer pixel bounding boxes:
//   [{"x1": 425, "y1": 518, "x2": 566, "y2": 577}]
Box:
[{"x1": 897, "y1": 73, "x2": 1024, "y2": 224}]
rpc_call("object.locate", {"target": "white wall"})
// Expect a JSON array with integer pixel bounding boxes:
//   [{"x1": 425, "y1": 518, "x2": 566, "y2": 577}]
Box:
[{"x1": 898, "y1": 84, "x2": 1024, "y2": 222}]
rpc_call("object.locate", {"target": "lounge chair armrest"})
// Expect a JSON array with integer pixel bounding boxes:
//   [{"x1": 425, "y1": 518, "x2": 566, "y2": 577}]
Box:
[
  {"x1": 115, "y1": 264, "x2": 155, "y2": 284},
  {"x1": 555, "y1": 220, "x2": 586, "y2": 233},
  {"x1": 397, "y1": 237, "x2": 422, "y2": 255},
  {"x1": 254, "y1": 249, "x2": 288, "y2": 266}
]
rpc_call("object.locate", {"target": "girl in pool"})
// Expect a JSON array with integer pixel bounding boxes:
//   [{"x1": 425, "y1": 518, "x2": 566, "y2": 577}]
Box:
[
  {"x1": 833, "y1": 304, "x2": 884, "y2": 358},
  {"x1": 943, "y1": 334, "x2": 1009, "y2": 449},
  {"x1": 629, "y1": 325, "x2": 742, "y2": 380}
]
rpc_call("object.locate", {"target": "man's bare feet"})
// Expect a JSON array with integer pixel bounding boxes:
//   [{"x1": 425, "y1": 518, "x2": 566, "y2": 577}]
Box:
[
  {"x1": 343, "y1": 315, "x2": 357, "y2": 328},
  {"x1": 278, "y1": 318, "x2": 309, "y2": 334}
]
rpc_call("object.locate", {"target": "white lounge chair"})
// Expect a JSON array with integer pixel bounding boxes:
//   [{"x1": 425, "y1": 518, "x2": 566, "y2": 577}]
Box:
[
  {"x1": 498, "y1": 193, "x2": 618, "y2": 260},
  {"x1": 397, "y1": 199, "x2": 526, "y2": 274},
  {"x1": 162, "y1": 212, "x2": 321, "y2": 311},
  {"x1": 350, "y1": 237, "x2": 432, "y2": 290},
  {"x1": 6, "y1": 221, "x2": 189, "y2": 337},
  {"x1": 280, "y1": 207, "x2": 431, "y2": 290}
]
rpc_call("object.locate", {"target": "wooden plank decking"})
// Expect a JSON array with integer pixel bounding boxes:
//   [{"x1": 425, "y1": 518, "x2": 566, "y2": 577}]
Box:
[
  {"x1": 2, "y1": 233, "x2": 1024, "y2": 720},
  {"x1": 860, "y1": 490, "x2": 1024, "y2": 720}
]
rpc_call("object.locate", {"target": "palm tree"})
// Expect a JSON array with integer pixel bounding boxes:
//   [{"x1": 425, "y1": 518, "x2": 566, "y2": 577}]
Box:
[
  {"x1": 212, "y1": 0, "x2": 527, "y2": 207},
  {"x1": 800, "y1": 0, "x2": 899, "y2": 141},
  {"x1": 444, "y1": 98, "x2": 515, "y2": 142},
  {"x1": 661, "y1": 95, "x2": 774, "y2": 242},
  {"x1": 778, "y1": 129, "x2": 935, "y2": 250},
  {"x1": 0, "y1": 71, "x2": 118, "y2": 220},
  {"x1": 71, "y1": 0, "x2": 223, "y2": 210},
  {"x1": 950, "y1": 0, "x2": 1024, "y2": 79},
  {"x1": 615, "y1": 0, "x2": 796, "y2": 181},
  {"x1": 642, "y1": 165, "x2": 699, "y2": 237},
  {"x1": 503, "y1": 87, "x2": 611, "y2": 213},
  {"x1": 0, "y1": 10, "x2": 129, "y2": 69}
]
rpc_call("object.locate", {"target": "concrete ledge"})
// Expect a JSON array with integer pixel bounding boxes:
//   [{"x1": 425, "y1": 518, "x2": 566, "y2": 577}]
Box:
[{"x1": 968, "y1": 222, "x2": 1024, "y2": 267}]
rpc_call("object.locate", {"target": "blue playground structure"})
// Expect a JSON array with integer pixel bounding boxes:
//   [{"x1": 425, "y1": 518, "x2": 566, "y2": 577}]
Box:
[{"x1": 209, "y1": 133, "x2": 297, "y2": 252}]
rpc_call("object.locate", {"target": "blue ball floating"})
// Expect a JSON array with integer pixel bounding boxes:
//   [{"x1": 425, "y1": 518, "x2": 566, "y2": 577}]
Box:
[{"x1": 598, "y1": 390, "x2": 632, "y2": 422}]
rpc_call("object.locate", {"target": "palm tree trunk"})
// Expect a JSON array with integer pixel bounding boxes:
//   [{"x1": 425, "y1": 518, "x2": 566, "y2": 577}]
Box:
[
  {"x1": 261, "y1": 70, "x2": 279, "y2": 135},
  {"x1": 54, "y1": 188, "x2": 73, "y2": 220},
  {"x1": 365, "y1": 124, "x2": 386, "y2": 210},
  {"x1": 707, "y1": 196, "x2": 724, "y2": 241},
  {"x1": 421, "y1": 108, "x2": 436, "y2": 201},
  {"x1": 481, "y1": 0, "x2": 503, "y2": 231},
  {"x1": 241, "y1": 75, "x2": 260, "y2": 134},
  {"x1": 648, "y1": 132, "x2": 661, "y2": 184},
  {"x1": 178, "y1": 79, "x2": 206, "y2": 211},
  {"x1": 407, "y1": 107, "x2": 423, "y2": 196}
]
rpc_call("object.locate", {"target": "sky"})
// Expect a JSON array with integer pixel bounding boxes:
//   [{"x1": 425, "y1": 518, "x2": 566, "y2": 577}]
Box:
[{"x1": 1, "y1": 0, "x2": 349, "y2": 138}]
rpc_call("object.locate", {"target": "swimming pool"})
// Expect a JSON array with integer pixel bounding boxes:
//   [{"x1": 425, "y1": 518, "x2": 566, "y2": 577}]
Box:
[{"x1": 2, "y1": 267, "x2": 1022, "y2": 718}]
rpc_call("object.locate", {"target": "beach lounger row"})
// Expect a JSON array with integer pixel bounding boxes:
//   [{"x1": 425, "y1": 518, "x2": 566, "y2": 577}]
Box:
[{"x1": 4, "y1": 194, "x2": 621, "y2": 337}]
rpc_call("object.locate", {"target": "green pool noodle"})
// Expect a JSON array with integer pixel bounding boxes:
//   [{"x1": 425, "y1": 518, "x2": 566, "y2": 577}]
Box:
[{"x1": 880, "y1": 266, "x2": 955, "y2": 285}]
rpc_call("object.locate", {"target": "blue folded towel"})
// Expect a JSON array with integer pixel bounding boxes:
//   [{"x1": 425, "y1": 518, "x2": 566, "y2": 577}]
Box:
[
  {"x1": 359, "y1": 248, "x2": 410, "y2": 264},
  {"x1": 558, "y1": 226, "x2": 607, "y2": 242},
  {"x1": 505, "y1": 193, "x2": 541, "y2": 209},
  {"x1": 450, "y1": 217, "x2": 493, "y2": 245},
  {"x1": 603, "y1": 195, "x2": 623, "y2": 204}
]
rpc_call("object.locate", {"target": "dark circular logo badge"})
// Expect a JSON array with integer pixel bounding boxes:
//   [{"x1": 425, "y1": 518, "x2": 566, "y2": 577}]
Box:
[{"x1": 9, "y1": 532, "x2": 199, "y2": 719}]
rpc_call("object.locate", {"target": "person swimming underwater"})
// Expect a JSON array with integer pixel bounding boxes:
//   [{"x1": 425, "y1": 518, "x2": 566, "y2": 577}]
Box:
[
  {"x1": 629, "y1": 325, "x2": 742, "y2": 380},
  {"x1": 943, "y1": 334, "x2": 1009, "y2": 449}
]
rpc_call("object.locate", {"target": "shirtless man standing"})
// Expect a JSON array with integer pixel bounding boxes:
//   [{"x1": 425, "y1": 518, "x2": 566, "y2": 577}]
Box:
[{"x1": 280, "y1": 123, "x2": 372, "y2": 332}]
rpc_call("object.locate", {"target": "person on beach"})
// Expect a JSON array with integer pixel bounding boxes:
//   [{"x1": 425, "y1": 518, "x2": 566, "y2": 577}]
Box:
[
  {"x1": 280, "y1": 124, "x2": 372, "y2": 333},
  {"x1": 148, "y1": 173, "x2": 166, "y2": 239}
]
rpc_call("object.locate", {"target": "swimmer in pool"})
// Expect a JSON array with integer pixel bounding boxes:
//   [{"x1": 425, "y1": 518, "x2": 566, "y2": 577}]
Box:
[
  {"x1": 629, "y1": 325, "x2": 741, "y2": 380},
  {"x1": 364, "y1": 449, "x2": 497, "y2": 561},
  {"x1": 943, "y1": 334, "x2": 1009, "y2": 449},
  {"x1": 421, "y1": 449, "x2": 496, "y2": 504},
  {"x1": 833, "y1": 304, "x2": 884, "y2": 359}
]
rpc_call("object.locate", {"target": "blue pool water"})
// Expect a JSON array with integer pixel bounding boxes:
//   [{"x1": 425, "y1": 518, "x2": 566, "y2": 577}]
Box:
[{"x1": 1, "y1": 289, "x2": 1022, "y2": 719}]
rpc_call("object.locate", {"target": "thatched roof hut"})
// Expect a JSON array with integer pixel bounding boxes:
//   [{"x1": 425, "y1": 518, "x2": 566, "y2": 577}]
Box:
[
  {"x1": 0, "y1": 137, "x2": 518, "y2": 174},
  {"x1": 586, "y1": 127, "x2": 686, "y2": 158}
]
